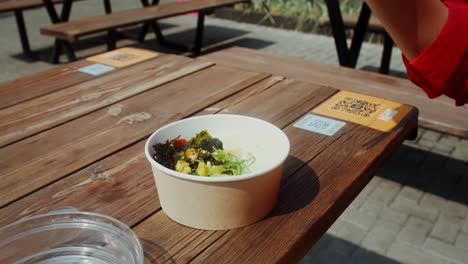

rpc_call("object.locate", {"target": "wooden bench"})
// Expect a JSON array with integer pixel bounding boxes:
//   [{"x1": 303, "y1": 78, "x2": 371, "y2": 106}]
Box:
[
  {"x1": 0, "y1": 0, "x2": 67, "y2": 55},
  {"x1": 40, "y1": 0, "x2": 247, "y2": 62},
  {"x1": 201, "y1": 47, "x2": 468, "y2": 138},
  {"x1": 330, "y1": 15, "x2": 385, "y2": 33}
]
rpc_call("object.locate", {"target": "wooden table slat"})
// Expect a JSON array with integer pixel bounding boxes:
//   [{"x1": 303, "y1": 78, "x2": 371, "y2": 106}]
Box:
[
  {"x1": 188, "y1": 112, "x2": 416, "y2": 263},
  {"x1": 0, "y1": 76, "x2": 341, "y2": 263},
  {"x1": 0, "y1": 75, "x2": 333, "y2": 223},
  {"x1": 201, "y1": 47, "x2": 467, "y2": 138},
  {"x1": 0, "y1": 140, "x2": 156, "y2": 227},
  {"x1": 0, "y1": 60, "x2": 92, "y2": 109},
  {"x1": 0, "y1": 65, "x2": 268, "y2": 207},
  {"x1": 0, "y1": 76, "x2": 288, "y2": 228},
  {"x1": 218, "y1": 78, "x2": 338, "y2": 127},
  {"x1": 0, "y1": 55, "x2": 213, "y2": 148}
]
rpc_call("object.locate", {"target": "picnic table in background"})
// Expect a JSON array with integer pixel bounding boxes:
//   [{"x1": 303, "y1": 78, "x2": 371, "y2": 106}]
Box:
[
  {"x1": 0, "y1": 48, "x2": 417, "y2": 263},
  {"x1": 0, "y1": 0, "x2": 109, "y2": 57},
  {"x1": 0, "y1": 0, "x2": 75, "y2": 55},
  {"x1": 40, "y1": 0, "x2": 248, "y2": 63}
]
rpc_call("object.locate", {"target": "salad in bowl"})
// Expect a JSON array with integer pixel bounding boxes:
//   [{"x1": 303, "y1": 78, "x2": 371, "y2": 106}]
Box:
[{"x1": 152, "y1": 130, "x2": 255, "y2": 177}]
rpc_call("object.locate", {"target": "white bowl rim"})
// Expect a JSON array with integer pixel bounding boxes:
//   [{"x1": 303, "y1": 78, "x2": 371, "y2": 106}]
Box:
[{"x1": 144, "y1": 114, "x2": 290, "y2": 182}]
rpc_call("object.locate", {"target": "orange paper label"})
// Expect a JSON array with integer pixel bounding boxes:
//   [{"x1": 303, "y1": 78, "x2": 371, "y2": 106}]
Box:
[
  {"x1": 86, "y1": 48, "x2": 159, "y2": 67},
  {"x1": 313, "y1": 91, "x2": 412, "y2": 132}
]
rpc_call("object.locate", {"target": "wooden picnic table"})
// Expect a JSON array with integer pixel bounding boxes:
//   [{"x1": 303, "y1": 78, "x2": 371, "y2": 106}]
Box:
[{"x1": 0, "y1": 47, "x2": 417, "y2": 263}]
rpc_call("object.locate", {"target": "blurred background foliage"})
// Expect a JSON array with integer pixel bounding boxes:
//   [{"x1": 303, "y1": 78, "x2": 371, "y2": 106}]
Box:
[
  {"x1": 226, "y1": 0, "x2": 386, "y2": 42},
  {"x1": 234, "y1": 0, "x2": 362, "y2": 31}
]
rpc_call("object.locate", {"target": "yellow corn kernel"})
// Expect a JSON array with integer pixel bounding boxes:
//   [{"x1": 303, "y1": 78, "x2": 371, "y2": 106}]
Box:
[
  {"x1": 175, "y1": 160, "x2": 191, "y2": 174},
  {"x1": 184, "y1": 148, "x2": 198, "y2": 162}
]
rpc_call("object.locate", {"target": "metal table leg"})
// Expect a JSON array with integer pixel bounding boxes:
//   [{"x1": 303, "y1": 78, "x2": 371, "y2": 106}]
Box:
[
  {"x1": 14, "y1": 10, "x2": 32, "y2": 55},
  {"x1": 325, "y1": 0, "x2": 370, "y2": 68},
  {"x1": 348, "y1": 3, "x2": 371, "y2": 67},
  {"x1": 379, "y1": 33, "x2": 393, "y2": 74},
  {"x1": 140, "y1": 0, "x2": 207, "y2": 54},
  {"x1": 325, "y1": 0, "x2": 351, "y2": 66},
  {"x1": 192, "y1": 11, "x2": 206, "y2": 55},
  {"x1": 103, "y1": 0, "x2": 117, "y2": 51},
  {"x1": 140, "y1": 0, "x2": 162, "y2": 42},
  {"x1": 43, "y1": 0, "x2": 76, "y2": 63}
]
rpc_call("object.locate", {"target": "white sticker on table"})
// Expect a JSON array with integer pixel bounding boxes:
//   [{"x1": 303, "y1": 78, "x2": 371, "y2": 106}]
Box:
[
  {"x1": 378, "y1": 108, "x2": 398, "y2": 121},
  {"x1": 294, "y1": 114, "x2": 346, "y2": 136},
  {"x1": 78, "y1": 63, "x2": 115, "y2": 76}
]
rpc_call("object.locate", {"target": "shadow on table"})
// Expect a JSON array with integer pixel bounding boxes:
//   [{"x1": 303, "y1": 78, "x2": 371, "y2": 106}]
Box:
[
  {"x1": 159, "y1": 25, "x2": 250, "y2": 47},
  {"x1": 12, "y1": 24, "x2": 273, "y2": 63},
  {"x1": 269, "y1": 156, "x2": 320, "y2": 217},
  {"x1": 135, "y1": 25, "x2": 273, "y2": 55},
  {"x1": 378, "y1": 143, "x2": 467, "y2": 206},
  {"x1": 202, "y1": 37, "x2": 274, "y2": 55},
  {"x1": 359, "y1": 65, "x2": 408, "y2": 79},
  {"x1": 140, "y1": 238, "x2": 175, "y2": 264},
  {"x1": 300, "y1": 234, "x2": 399, "y2": 264}
]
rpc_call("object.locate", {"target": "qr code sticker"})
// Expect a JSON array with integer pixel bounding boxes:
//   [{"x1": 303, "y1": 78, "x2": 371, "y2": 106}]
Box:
[
  {"x1": 294, "y1": 114, "x2": 346, "y2": 136},
  {"x1": 331, "y1": 97, "x2": 382, "y2": 118},
  {"x1": 104, "y1": 52, "x2": 140, "y2": 62},
  {"x1": 309, "y1": 119, "x2": 330, "y2": 130}
]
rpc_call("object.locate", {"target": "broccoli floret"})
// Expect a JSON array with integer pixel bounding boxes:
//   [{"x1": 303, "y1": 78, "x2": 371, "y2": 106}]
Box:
[
  {"x1": 201, "y1": 138, "x2": 223, "y2": 151},
  {"x1": 188, "y1": 130, "x2": 212, "y2": 145}
]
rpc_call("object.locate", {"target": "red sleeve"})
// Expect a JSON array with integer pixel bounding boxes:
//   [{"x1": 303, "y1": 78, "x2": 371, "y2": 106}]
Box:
[{"x1": 402, "y1": 0, "x2": 468, "y2": 106}]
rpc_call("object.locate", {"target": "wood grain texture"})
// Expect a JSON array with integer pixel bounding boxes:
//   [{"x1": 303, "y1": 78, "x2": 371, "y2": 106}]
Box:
[
  {"x1": 0, "y1": 140, "x2": 157, "y2": 227},
  {"x1": 218, "y1": 78, "x2": 338, "y2": 128},
  {"x1": 0, "y1": 77, "x2": 338, "y2": 263},
  {"x1": 201, "y1": 47, "x2": 468, "y2": 138},
  {"x1": 0, "y1": 55, "x2": 213, "y2": 147},
  {"x1": 40, "y1": 0, "x2": 248, "y2": 42},
  {"x1": 189, "y1": 113, "x2": 417, "y2": 264},
  {"x1": 134, "y1": 92, "x2": 416, "y2": 264},
  {"x1": 0, "y1": 65, "x2": 268, "y2": 207},
  {"x1": 0, "y1": 77, "x2": 286, "y2": 228},
  {"x1": 0, "y1": 59, "x2": 418, "y2": 263},
  {"x1": 133, "y1": 124, "x2": 356, "y2": 264},
  {"x1": 0, "y1": 76, "x2": 329, "y2": 223},
  {"x1": 128, "y1": 81, "x2": 341, "y2": 263},
  {"x1": 196, "y1": 75, "x2": 285, "y2": 116},
  {"x1": 0, "y1": 60, "x2": 92, "y2": 109}
]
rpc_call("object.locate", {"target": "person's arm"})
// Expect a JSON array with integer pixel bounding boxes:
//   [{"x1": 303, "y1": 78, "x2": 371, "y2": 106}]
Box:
[{"x1": 364, "y1": 0, "x2": 448, "y2": 60}]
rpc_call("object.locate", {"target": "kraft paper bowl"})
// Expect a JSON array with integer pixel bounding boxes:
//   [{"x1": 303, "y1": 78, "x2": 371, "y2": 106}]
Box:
[{"x1": 144, "y1": 114, "x2": 290, "y2": 230}]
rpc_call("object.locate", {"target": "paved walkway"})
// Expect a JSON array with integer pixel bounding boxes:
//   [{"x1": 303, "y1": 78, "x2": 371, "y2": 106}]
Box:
[{"x1": 0, "y1": 3, "x2": 467, "y2": 263}]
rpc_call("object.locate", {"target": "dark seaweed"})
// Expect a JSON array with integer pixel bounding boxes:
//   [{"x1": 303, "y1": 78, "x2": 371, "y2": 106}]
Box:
[
  {"x1": 153, "y1": 136, "x2": 224, "y2": 170},
  {"x1": 153, "y1": 141, "x2": 176, "y2": 169},
  {"x1": 201, "y1": 138, "x2": 223, "y2": 152},
  {"x1": 174, "y1": 144, "x2": 196, "y2": 153}
]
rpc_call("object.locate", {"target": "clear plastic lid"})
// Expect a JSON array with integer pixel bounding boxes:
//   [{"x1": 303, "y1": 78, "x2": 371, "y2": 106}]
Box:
[{"x1": 0, "y1": 207, "x2": 144, "y2": 264}]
